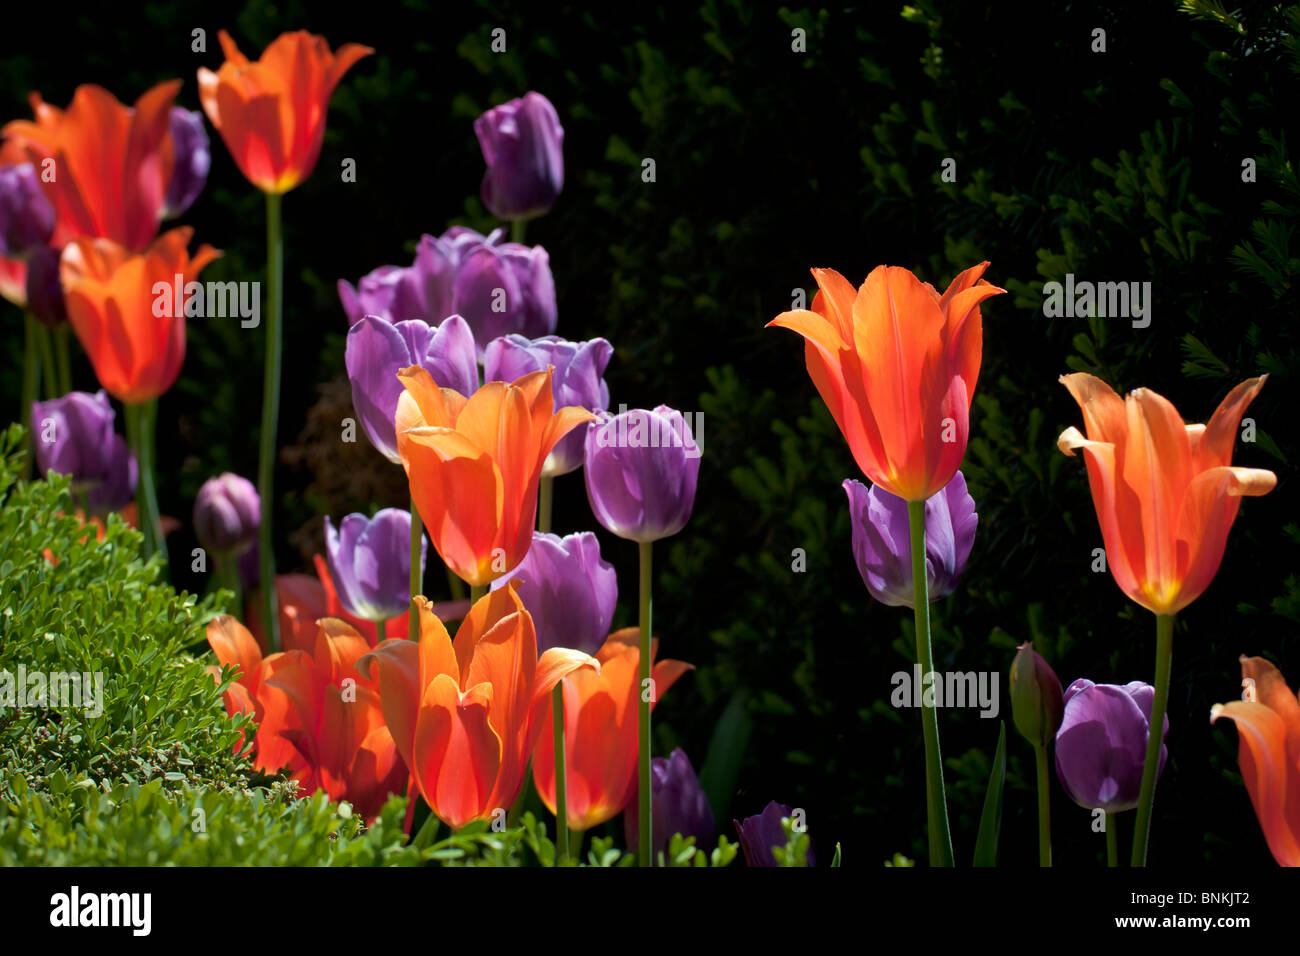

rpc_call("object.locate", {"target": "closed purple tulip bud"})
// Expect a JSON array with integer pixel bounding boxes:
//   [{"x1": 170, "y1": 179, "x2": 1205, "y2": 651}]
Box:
[
  {"x1": 624, "y1": 748, "x2": 716, "y2": 862},
  {"x1": 733, "y1": 801, "x2": 815, "y2": 867},
  {"x1": 1055, "y1": 679, "x2": 1169, "y2": 814},
  {"x1": 30, "y1": 390, "x2": 137, "y2": 515},
  {"x1": 484, "y1": 334, "x2": 613, "y2": 476},
  {"x1": 161, "y1": 108, "x2": 210, "y2": 220},
  {"x1": 324, "y1": 509, "x2": 427, "y2": 623},
  {"x1": 489, "y1": 531, "x2": 616, "y2": 655},
  {"x1": 474, "y1": 92, "x2": 564, "y2": 221},
  {"x1": 584, "y1": 406, "x2": 701, "y2": 543},
  {"x1": 345, "y1": 314, "x2": 479, "y2": 463},
  {"x1": 0, "y1": 163, "x2": 54, "y2": 257},
  {"x1": 1010, "y1": 641, "x2": 1064, "y2": 750},
  {"x1": 25, "y1": 245, "x2": 66, "y2": 328},
  {"x1": 193, "y1": 473, "x2": 260, "y2": 557},
  {"x1": 842, "y1": 471, "x2": 977, "y2": 609}
]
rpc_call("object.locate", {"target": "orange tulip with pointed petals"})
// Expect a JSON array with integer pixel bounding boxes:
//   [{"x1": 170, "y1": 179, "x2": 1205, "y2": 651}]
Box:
[
  {"x1": 197, "y1": 30, "x2": 372, "y2": 195},
  {"x1": 360, "y1": 585, "x2": 598, "y2": 830},
  {"x1": 1212, "y1": 656, "x2": 1300, "y2": 866},
  {"x1": 263, "y1": 617, "x2": 408, "y2": 820},
  {"x1": 204, "y1": 614, "x2": 306, "y2": 777},
  {"x1": 3, "y1": 82, "x2": 180, "y2": 251},
  {"x1": 1058, "y1": 374, "x2": 1276, "y2": 615},
  {"x1": 532, "y1": 629, "x2": 692, "y2": 832},
  {"x1": 60, "y1": 227, "x2": 219, "y2": 404},
  {"x1": 395, "y1": 367, "x2": 596, "y2": 587},
  {"x1": 769, "y1": 263, "x2": 1004, "y2": 502}
]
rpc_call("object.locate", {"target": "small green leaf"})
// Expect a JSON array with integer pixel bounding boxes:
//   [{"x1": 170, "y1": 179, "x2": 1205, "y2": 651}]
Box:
[{"x1": 973, "y1": 722, "x2": 1007, "y2": 866}]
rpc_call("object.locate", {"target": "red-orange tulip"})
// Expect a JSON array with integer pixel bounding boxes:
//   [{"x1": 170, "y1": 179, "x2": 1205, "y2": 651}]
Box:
[
  {"x1": 395, "y1": 366, "x2": 596, "y2": 587},
  {"x1": 205, "y1": 614, "x2": 305, "y2": 777},
  {"x1": 769, "y1": 263, "x2": 1004, "y2": 502},
  {"x1": 264, "y1": 617, "x2": 407, "y2": 820},
  {"x1": 3, "y1": 81, "x2": 179, "y2": 251},
  {"x1": 360, "y1": 586, "x2": 598, "y2": 830},
  {"x1": 0, "y1": 255, "x2": 24, "y2": 307},
  {"x1": 63, "y1": 228, "x2": 217, "y2": 403},
  {"x1": 197, "y1": 30, "x2": 372, "y2": 195},
  {"x1": 1058, "y1": 374, "x2": 1276, "y2": 615},
  {"x1": 1212, "y1": 656, "x2": 1300, "y2": 866},
  {"x1": 532, "y1": 629, "x2": 691, "y2": 832},
  {"x1": 60, "y1": 226, "x2": 218, "y2": 404}
]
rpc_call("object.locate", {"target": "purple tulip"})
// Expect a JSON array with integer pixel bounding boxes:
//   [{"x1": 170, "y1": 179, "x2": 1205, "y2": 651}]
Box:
[
  {"x1": 451, "y1": 236, "x2": 556, "y2": 347},
  {"x1": 24, "y1": 245, "x2": 66, "y2": 328},
  {"x1": 30, "y1": 390, "x2": 137, "y2": 515},
  {"x1": 0, "y1": 163, "x2": 54, "y2": 257},
  {"x1": 345, "y1": 314, "x2": 479, "y2": 463},
  {"x1": 324, "y1": 509, "x2": 427, "y2": 623},
  {"x1": 161, "y1": 107, "x2": 210, "y2": 220},
  {"x1": 193, "y1": 473, "x2": 260, "y2": 557},
  {"x1": 623, "y1": 748, "x2": 716, "y2": 862},
  {"x1": 338, "y1": 227, "x2": 556, "y2": 355},
  {"x1": 489, "y1": 531, "x2": 616, "y2": 655},
  {"x1": 584, "y1": 405, "x2": 701, "y2": 543},
  {"x1": 842, "y1": 470, "x2": 977, "y2": 608},
  {"x1": 734, "y1": 801, "x2": 815, "y2": 867},
  {"x1": 483, "y1": 334, "x2": 613, "y2": 476},
  {"x1": 1055, "y1": 679, "x2": 1169, "y2": 814},
  {"x1": 474, "y1": 92, "x2": 564, "y2": 221}
]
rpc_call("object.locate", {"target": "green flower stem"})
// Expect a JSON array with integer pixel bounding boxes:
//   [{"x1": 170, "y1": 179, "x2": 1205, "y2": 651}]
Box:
[
  {"x1": 445, "y1": 567, "x2": 466, "y2": 603},
  {"x1": 142, "y1": 400, "x2": 166, "y2": 565},
  {"x1": 409, "y1": 497, "x2": 423, "y2": 641},
  {"x1": 1035, "y1": 743, "x2": 1051, "y2": 866},
  {"x1": 1106, "y1": 812, "x2": 1118, "y2": 867},
  {"x1": 54, "y1": 325, "x2": 72, "y2": 395},
  {"x1": 21, "y1": 314, "x2": 39, "y2": 478},
  {"x1": 36, "y1": 322, "x2": 58, "y2": 400},
  {"x1": 376, "y1": 617, "x2": 387, "y2": 642},
  {"x1": 216, "y1": 554, "x2": 241, "y2": 611},
  {"x1": 907, "y1": 499, "x2": 954, "y2": 867},
  {"x1": 552, "y1": 684, "x2": 568, "y2": 864},
  {"x1": 470, "y1": 584, "x2": 486, "y2": 603},
  {"x1": 1131, "y1": 613, "x2": 1175, "y2": 866},
  {"x1": 638, "y1": 539, "x2": 653, "y2": 867},
  {"x1": 257, "y1": 191, "x2": 284, "y2": 652},
  {"x1": 124, "y1": 402, "x2": 162, "y2": 562},
  {"x1": 538, "y1": 474, "x2": 553, "y2": 534},
  {"x1": 511, "y1": 219, "x2": 526, "y2": 244}
]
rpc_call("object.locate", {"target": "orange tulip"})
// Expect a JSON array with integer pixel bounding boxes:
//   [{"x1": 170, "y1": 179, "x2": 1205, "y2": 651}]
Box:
[
  {"x1": 197, "y1": 30, "x2": 372, "y2": 195},
  {"x1": 395, "y1": 367, "x2": 596, "y2": 587},
  {"x1": 532, "y1": 629, "x2": 692, "y2": 832},
  {"x1": 360, "y1": 586, "x2": 598, "y2": 830},
  {"x1": 1212, "y1": 656, "x2": 1300, "y2": 865},
  {"x1": 60, "y1": 226, "x2": 219, "y2": 404},
  {"x1": 0, "y1": 256, "x2": 24, "y2": 307},
  {"x1": 769, "y1": 263, "x2": 1004, "y2": 502},
  {"x1": 205, "y1": 614, "x2": 306, "y2": 777},
  {"x1": 3, "y1": 81, "x2": 179, "y2": 251},
  {"x1": 263, "y1": 617, "x2": 408, "y2": 820},
  {"x1": 1058, "y1": 374, "x2": 1276, "y2": 615}
]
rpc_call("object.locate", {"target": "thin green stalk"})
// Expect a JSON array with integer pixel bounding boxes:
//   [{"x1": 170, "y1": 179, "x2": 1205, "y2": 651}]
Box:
[
  {"x1": 216, "y1": 555, "x2": 242, "y2": 611},
  {"x1": 445, "y1": 567, "x2": 466, "y2": 603},
  {"x1": 257, "y1": 191, "x2": 284, "y2": 651},
  {"x1": 124, "y1": 403, "x2": 153, "y2": 559},
  {"x1": 36, "y1": 322, "x2": 58, "y2": 399},
  {"x1": 638, "y1": 539, "x2": 653, "y2": 867},
  {"x1": 538, "y1": 474, "x2": 553, "y2": 533},
  {"x1": 511, "y1": 219, "x2": 527, "y2": 244},
  {"x1": 376, "y1": 617, "x2": 387, "y2": 642},
  {"x1": 144, "y1": 399, "x2": 166, "y2": 566},
  {"x1": 54, "y1": 325, "x2": 72, "y2": 395},
  {"x1": 21, "y1": 314, "x2": 39, "y2": 478},
  {"x1": 552, "y1": 685, "x2": 567, "y2": 864},
  {"x1": 409, "y1": 497, "x2": 423, "y2": 641},
  {"x1": 470, "y1": 584, "x2": 486, "y2": 603},
  {"x1": 1106, "y1": 812, "x2": 1118, "y2": 867},
  {"x1": 1035, "y1": 743, "x2": 1051, "y2": 866},
  {"x1": 908, "y1": 499, "x2": 954, "y2": 867},
  {"x1": 1131, "y1": 613, "x2": 1174, "y2": 866}
]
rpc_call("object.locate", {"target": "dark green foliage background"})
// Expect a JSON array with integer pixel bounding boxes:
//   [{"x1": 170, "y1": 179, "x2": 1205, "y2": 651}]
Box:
[{"x1": 1, "y1": 0, "x2": 1295, "y2": 865}]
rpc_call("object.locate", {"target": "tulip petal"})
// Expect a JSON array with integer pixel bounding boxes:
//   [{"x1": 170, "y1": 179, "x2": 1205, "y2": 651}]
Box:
[{"x1": 412, "y1": 674, "x2": 501, "y2": 829}]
